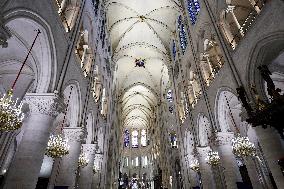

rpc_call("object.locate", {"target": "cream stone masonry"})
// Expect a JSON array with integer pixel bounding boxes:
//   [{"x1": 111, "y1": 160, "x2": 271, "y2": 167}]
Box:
[
  {"x1": 3, "y1": 93, "x2": 62, "y2": 189},
  {"x1": 78, "y1": 144, "x2": 96, "y2": 189}
]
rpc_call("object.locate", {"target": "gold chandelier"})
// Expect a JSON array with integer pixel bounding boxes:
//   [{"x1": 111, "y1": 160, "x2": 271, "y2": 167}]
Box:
[
  {"x1": 78, "y1": 152, "x2": 89, "y2": 168},
  {"x1": 206, "y1": 150, "x2": 220, "y2": 166},
  {"x1": 189, "y1": 159, "x2": 200, "y2": 172},
  {"x1": 45, "y1": 134, "x2": 69, "y2": 158},
  {"x1": 0, "y1": 90, "x2": 24, "y2": 132},
  {"x1": 232, "y1": 134, "x2": 256, "y2": 157}
]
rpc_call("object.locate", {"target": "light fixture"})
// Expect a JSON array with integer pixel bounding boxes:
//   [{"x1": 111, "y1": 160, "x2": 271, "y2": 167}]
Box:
[
  {"x1": 45, "y1": 134, "x2": 69, "y2": 158},
  {"x1": 0, "y1": 30, "x2": 41, "y2": 132},
  {"x1": 206, "y1": 150, "x2": 220, "y2": 166},
  {"x1": 78, "y1": 152, "x2": 89, "y2": 168},
  {"x1": 0, "y1": 90, "x2": 24, "y2": 132},
  {"x1": 189, "y1": 159, "x2": 200, "y2": 172},
  {"x1": 232, "y1": 134, "x2": 256, "y2": 157}
]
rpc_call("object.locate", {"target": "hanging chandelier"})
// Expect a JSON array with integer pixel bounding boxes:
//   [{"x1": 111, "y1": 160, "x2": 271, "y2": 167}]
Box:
[
  {"x1": 45, "y1": 134, "x2": 69, "y2": 158},
  {"x1": 206, "y1": 150, "x2": 220, "y2": 166},
  {"x1": 232, "y1": 134, "x2": 256, "y2": 157},
  {"x1": 0, "y1": 30, "x2": 41, "y2": 132},
  {"x1": 189, "y1": 159, "x2": 200, "y2": 172},
  {"x1": 78, "y1": 152, "x2": 89, "y2": 168},
  {"x1": 0, "y1": 90, "x2": 24, "y2": 132}
]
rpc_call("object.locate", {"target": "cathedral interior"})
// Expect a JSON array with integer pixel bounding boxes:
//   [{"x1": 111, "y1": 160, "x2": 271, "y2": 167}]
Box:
[{"x1": 0, "y1": 0, "x2": 284, "y2": 189}]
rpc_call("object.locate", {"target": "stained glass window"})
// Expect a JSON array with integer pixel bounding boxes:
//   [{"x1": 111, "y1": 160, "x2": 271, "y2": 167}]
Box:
[
  {"x1": 172, "y1": 40, "x2": 177, "y2": 60},
  {"x1": 177, "y1": 16, "x2": 188, "y2": 54},
  {"x1": 141, "y1": 129, "x2": 147, "y2": 147},
  {"x1": 132, "y1": 130, "x2": 139, "y2": 148},
  {"x1": 124, "y1": 130, "x2": 130, "y2": 147},
  {"x1": 170, "y1": 132, "x2": 178, "y2": 148},
  {"x1": 187, "y1": 0, "x2": 200, "y2": 25},
  {"x1": 167, "y1": 90, "x2": 173, "y2": 102}
]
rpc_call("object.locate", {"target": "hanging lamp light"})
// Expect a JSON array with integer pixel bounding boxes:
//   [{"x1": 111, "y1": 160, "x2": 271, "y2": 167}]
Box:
[
  {"x1": 45, "y1": 134, "x2": 69, "y2": 158},
  {"x1": 0, "y1": 29, "x2": 41, "y2": 132},
  {"x1": 205, "y1": 150, "x2": 220, "y2": 166},
  {"x1": 45, "y1": 86, "x2": 73, "y2": 158},
  {"x1": 232, "y1": 134, "x2": 256, "y2": 157},
  {"x1": 78, "y1": 152, "x2": 89, "y2": 168}
]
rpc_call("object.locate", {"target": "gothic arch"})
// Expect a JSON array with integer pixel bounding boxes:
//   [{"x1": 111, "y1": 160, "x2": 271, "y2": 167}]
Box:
[
  {"x1": 247, "y1": 31, "x2": 284, "y2": 101},
  {"x1": 196, "y1": 113, "x2": 212, "y2": 147},
  {"x1": 215, "y1": 88, "x2": 246, "y2": 134},
  {"x1": 3, "y1": 9, "x2": 57, "y2": 93},
  {"x1": 86, "y1": 111, "x2": 95, "y2": 144},
  {"x1": 63, "y1": 81, "x2": 82, "y2": 128}
]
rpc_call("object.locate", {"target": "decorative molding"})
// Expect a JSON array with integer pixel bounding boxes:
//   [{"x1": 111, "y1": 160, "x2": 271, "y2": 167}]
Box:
[
  {"x1": 82, "y1": 144, "x2": 96, "y2": 155},
  {"x1": 196, "y1": 146, "x2": 211, "y2": 156},
  {"x1": 214, "y1": 132, "x2": 234, "y2": 146},
  {"x1": 63, "y1": 127, "x2": 84, "y2": 142},
  {"x1": 24, "y1": 92, "x2": 65, "y2": 117}
]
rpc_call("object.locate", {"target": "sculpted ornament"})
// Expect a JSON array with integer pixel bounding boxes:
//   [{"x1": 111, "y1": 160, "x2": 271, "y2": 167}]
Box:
[
  {"x1": 214, "y1": 132, "x2": 234, "y2": 146},
  {"x1": 24, "y1": 92, "x2": 65, "y2": 117},
  {"x1": 63, "y1": 127, "x2": 84, "y2": 142},
  {"x1": 82, "y1": 144, "x2": 96, "y2": 155}
]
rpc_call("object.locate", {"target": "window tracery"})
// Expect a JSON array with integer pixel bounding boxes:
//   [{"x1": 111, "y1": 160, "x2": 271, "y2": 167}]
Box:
[
  {"x1": 54, "y1": 0, "x2": 80, "y2": 32},
  {"x1": 124, "y1": 130, "x2": 130, "y2": 148},
  {"x1": 75, "y1": 28, "x2": 93, "y2": 77},
  {"x1": 177, "y1": 16, "x2": 188, "y2": 54},
  {"x1": 132, "y1": 130, "x2": 139, "y2": 148},
  {"x1": 221, "y1": 0, "x2": 265, "y2": 49},
  {"x1": 199, "y1": 39, "x2": 224, "y2": 86},
  {"x1": 141, "y1": 129, "x2": 147, "y2": 147},
  {"x1": 187, "y1": 0, "x2": 200, "y2": 25}
]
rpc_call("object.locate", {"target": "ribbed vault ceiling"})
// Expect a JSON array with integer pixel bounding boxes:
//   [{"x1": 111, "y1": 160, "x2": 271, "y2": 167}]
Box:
[{"x1": 106, "y1": 0, "x2": 181, "y2": 130}]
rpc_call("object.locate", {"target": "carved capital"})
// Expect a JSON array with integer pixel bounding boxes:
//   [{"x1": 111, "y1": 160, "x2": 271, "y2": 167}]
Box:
[
  {"x1": 196, "y1": 146, "x2": 211, "y2": 156},
  {"x1": 24, "y1": 92, "x2": 65, "y2": 117},
  {"x1": 63, "y1": 127, "x2": 84, "y2": 142},
  {"x1": 214, "y1": 132, "x2": 234, "y2": 146},
  {"x1": 82, "y1": 144, "x2": 96, "y2": 155}
]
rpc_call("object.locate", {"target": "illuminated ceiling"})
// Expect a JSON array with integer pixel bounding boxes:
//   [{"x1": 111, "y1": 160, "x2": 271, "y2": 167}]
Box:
[{"x1": 106, "y1": 0, "x2": 181, "y2": 130}]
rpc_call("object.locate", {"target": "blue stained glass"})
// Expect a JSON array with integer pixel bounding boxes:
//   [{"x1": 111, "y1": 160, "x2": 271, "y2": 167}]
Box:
[
  {"x1": 124, "y1": 130, "x2": 130, "y2": 147},
  {"x1": 187, "y1": 0, "x2": 200, "y2": 25},
  {"x1": 177, "y1": 16, "x2": 188, "y2": 54},
  {"x1": 172, "y1": 40, "x2": 176, "y2": 60}
]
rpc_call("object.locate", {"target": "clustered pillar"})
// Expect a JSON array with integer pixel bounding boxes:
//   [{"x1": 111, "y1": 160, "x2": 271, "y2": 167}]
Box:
[
  {"x1": 78, "y1": 144, "x2": 96, "y2": 189},
  {"x1": 3, "y1": 93, "x2": 61, "y2": 189}
]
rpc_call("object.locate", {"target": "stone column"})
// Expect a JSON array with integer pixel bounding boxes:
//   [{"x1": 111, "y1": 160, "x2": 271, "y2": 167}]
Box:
[
  {"x1": 78, "y1": 144, "x2": 96, "y2": 189},
  {"x1": 196, "y1": 147, "x2": 216, "y2": 189},
  {"x1": 3, "y1": 93, "x2": 61, "y2": 189},
  {"x1": 53, "y1": 127, "x2": 83, "y2": 188},
  {"x1": 254, "y1": 127, "x2": 284, "y2": 188},
  {"x1": 243, "y1": 157, "x2": 263, "y2": 189},
  {"x1": 215, "y1": 132, "x2": 242, "y2": 189},
  {"x1": 226, "y1": 5, "x2": 244, "y2": 36}
]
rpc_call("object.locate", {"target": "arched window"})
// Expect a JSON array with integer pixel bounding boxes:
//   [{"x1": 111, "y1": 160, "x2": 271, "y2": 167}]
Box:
[
  {"x1": 177, "y1": 16, "x2": 188, "y2": 54},
  {"x1": 172, "y1": 40, "x2": 177, "y2": 60},
  {"x1": 167, "y1": 90, "x2": 173, "y2": 102},
  {"x1": 170, "y1": 131, "x2": 178, "y2": 148},
  {"x1": 187, "y1": 0, "x2": 200, "y2": 25},
  {"x1": 141, "y1": 129, "x2": 147, "y2": 147},
  {"x1": 132, "y1": 130, "x2": 139, "y2": 148},
  {"x1": 124, "y1": 130, "x2": 130, "y2": 147}
]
